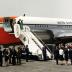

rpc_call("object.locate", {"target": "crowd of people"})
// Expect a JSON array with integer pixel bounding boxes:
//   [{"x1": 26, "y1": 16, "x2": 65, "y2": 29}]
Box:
[
  {"x1": 0, "y1": 45, "x2": 30, "y2": 67},
  {"x1": 54, "y1": 43, "x2": 72, "y2": 65},
  {"x1": 1, "y1": 43, "x2": 72, "y2": 67}
]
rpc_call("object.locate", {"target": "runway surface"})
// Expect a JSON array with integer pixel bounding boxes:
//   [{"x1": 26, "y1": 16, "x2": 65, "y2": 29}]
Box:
[{"x1": 0, "y1": 60, "x2": 72, "y2": 72}]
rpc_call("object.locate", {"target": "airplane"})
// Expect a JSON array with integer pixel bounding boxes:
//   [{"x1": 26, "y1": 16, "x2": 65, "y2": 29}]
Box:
[
  {"x1": 15, "y1": 16, "x2": 72, "y2": 36},
  {"x1": 12, "y1": 16, "x2": 72, "y2": 60},
  {"x1": 0, "y1": 16, "x2": 52, "y2": 60},
  {"x1": 1, "y1": 15, "x2": 72, "y2": 60},
  {"x1": 0, "y1": 16, "x2": 21, "y2": 45},
  {"x1": 1, "y1": 15, "x2": 72, "y2": 46},
  {"x1": 15, "y1": 16, "x2": 72, "y2": 44}
]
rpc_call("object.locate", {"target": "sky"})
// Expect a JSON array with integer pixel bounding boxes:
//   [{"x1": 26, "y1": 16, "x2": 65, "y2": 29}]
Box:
[{"x1": 0, "y1": 0, "x2": 72, "y2": 18}]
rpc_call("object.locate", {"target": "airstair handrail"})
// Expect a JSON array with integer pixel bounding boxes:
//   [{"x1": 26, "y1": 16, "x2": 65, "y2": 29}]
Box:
[
  {"x1": 32, "y1": 38, "x2": 42, "y2": 50},
  {"x1": 14, "y1": 24, "x2": 51, "y2": 59},
  {"x1": 33, "y1": 32, "x2": 52, "y2": 53},
  {"x1": 22, "y1": 31, "x2": 43, "y2": 51}
]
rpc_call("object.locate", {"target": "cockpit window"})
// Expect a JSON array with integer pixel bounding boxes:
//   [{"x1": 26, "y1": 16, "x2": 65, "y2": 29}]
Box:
[
  {"x1": 3, "y1": 17, "x2": 14, "y2": 32},
  {"x1": 3, "y1": 22, "x2": 12, "y2": 32}
]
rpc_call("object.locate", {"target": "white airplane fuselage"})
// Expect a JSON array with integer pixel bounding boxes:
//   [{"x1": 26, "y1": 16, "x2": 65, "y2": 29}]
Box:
[{"x1": 15, "y1": 16, "x2": 72, "y2": 38}]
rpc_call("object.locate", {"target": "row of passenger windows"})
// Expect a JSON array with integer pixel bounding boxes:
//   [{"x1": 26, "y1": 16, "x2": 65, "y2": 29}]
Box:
[
  {"x1": 24, "y1": 24, "x2": 72, "y2": 29},
  {"x1": 27, "y1": 24, "x2": 59, "y2": 28},
  {"x1": 34, "y1": 24, "x2": 49, "y2": 27},
  {"x1": 1, "y1": 21, "x2": 72, "y2": 29},
  {"x1": 58, "y1": 25, "x2": 72, "y2": 29},
  {"x1": 34, "y1": 25, "x2": 72, "y2": 29},
  {"x1": 25, "y1": 24, "x2": 49, "y2": 28}
]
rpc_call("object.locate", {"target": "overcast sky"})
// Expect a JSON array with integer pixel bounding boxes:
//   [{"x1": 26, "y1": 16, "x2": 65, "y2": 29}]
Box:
[{"x1": 0, "y1": 0, "x2": 72, "y2": 18}]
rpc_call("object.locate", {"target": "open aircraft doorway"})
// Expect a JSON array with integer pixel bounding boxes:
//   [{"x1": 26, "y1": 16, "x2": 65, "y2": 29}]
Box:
[{"x1": 33, "y1": 30, "x2": 54, "y2": 44}]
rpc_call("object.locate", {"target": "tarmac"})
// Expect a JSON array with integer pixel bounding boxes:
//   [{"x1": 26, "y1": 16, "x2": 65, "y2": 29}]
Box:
[{"x1": 0, "y1": 60, "x2": 72, "y2": 72}]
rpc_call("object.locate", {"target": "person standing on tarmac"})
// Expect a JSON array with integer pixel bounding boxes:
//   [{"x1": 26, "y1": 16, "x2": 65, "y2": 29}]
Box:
[
  {"x1": 64, "y1": 46, "x2": 69, "y2": 65},
  {"x1": 59, "y1": 47, "x2": 64, "y2": 65},
  {"x1": 42, "y1": 46, "x2": 47, "y2": 61},
  {"x1": 0, "y1": 47, "x2": 3, "y2": 66},
  {"x1": 12, "y1": 47, "x2": 17, "y2": 65},
  {"x1": 4, "y1": 48, "x2": 9, "y2": 66},
  {"x1": 69, "y1": 47, "x2": 72, "y2": 65},
  {"x1": 54, "y1": 46, "x2": 59, "y2": 65},
  {"x1": 17, "y1": 47, "x2": 22, "y2": 65},
  {"x1": 25, "y1": 45, "x2": 30, "y2": 62},
  {"x1": 9, "y1": 47, "x2": 12, "y2": 64}
]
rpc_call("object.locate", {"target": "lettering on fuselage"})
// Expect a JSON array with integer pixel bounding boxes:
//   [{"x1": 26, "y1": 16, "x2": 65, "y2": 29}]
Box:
[{"x1": 57, "y1": 21, "x2": 72, "y2": 24}]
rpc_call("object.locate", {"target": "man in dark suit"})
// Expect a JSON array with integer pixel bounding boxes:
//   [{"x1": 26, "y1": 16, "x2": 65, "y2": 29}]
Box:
[
  {"x1": 17, "y1": 47, "x2": 22, "y2": 64},
  {"x1": 42, "y1": 46, "x2": 47, "y2": 61},
  {"x1": 54, "y1": 46, "x2": 59, "y2": 65},
  {"x1": 0, "y1": 47, "x2": 3, "y2": 66},
  {"x1": 9, "y1": 48, "x2": 12, "y2": 64},
  {"x1": 64, "y1": 46, "x2": 69, "y2": 65},
  {"x1": 12, "y1": 47, "x2": 17, "y2": 65},
  {"x1": 25, "y1": 45, "x2": 30, "y2": 62},
  {"x1": 69, "y1": 47, "x2": 72, "y2": 65}
]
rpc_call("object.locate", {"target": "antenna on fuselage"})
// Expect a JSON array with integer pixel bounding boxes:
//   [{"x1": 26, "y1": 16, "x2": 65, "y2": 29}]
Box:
[{"x1": 23, "y1": 14, "x2": 25, "y2": 16}]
